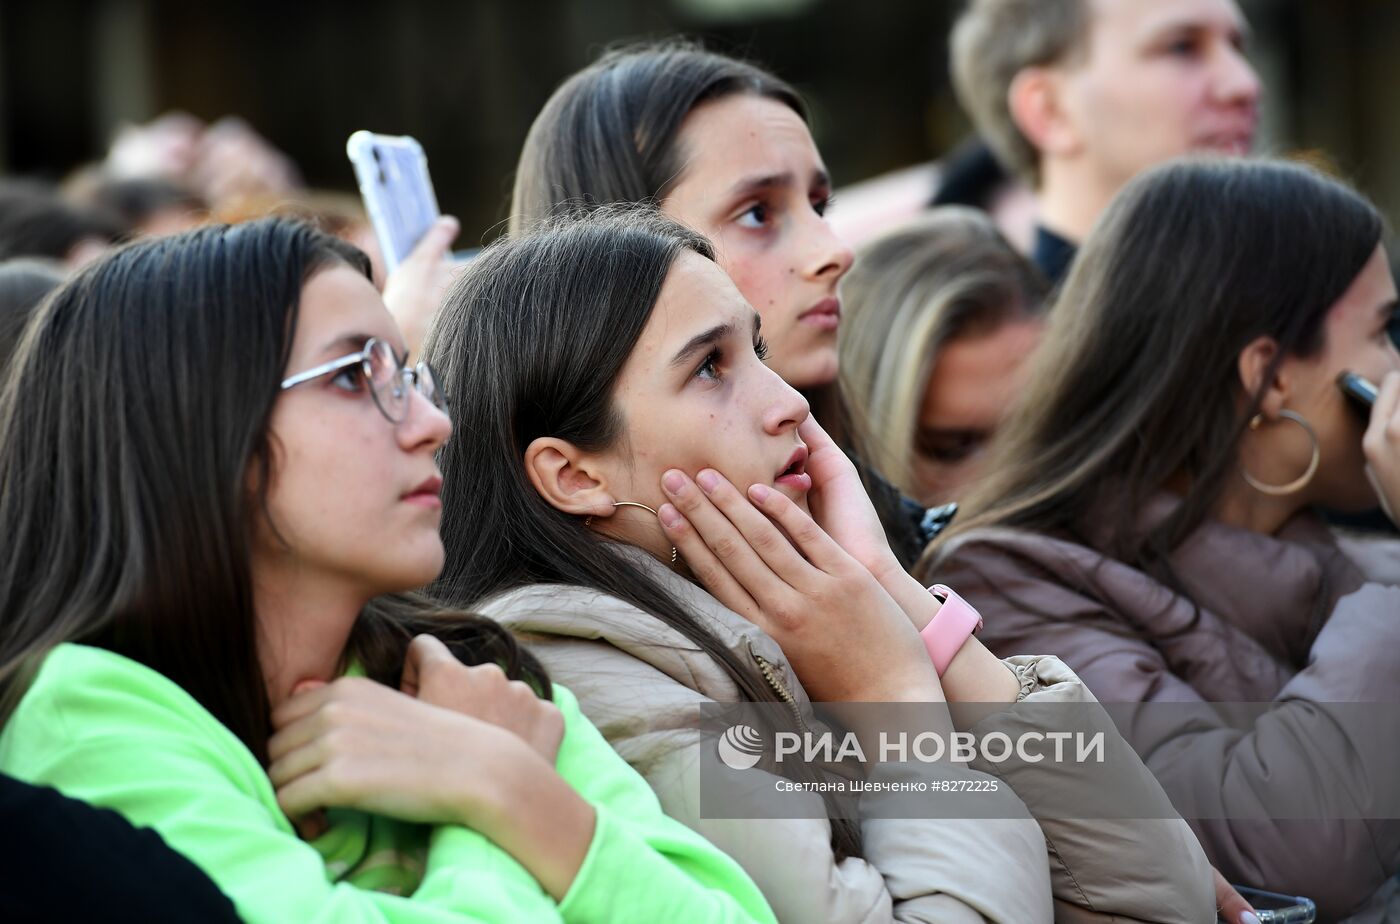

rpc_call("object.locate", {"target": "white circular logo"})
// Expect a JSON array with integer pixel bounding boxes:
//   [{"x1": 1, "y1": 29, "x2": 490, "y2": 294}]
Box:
[{"x1": 717, "y1": 724, "x2": 764, "y2": 770}]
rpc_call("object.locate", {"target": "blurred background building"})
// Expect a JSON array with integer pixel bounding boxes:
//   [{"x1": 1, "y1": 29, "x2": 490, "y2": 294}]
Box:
[{"x1": 1, "y1": 0, "x2": 1395, "y2": 242}]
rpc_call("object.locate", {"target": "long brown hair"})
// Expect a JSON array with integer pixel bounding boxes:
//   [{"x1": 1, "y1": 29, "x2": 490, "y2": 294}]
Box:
[
  {"x1": 0, "y1": 218, "x2": 547, "y2": 765},
  {"x1": 921, "y1": 159, "x2": 1384, "y2": 596},
  {"x1": 509, "y1": 40, "x2": 804, "y2": 235},
  {"x1": 426, "y1": 206, "x2": 863, "y2": 860}
]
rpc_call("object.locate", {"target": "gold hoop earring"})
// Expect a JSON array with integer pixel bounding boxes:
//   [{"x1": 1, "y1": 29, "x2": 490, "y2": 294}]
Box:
[
  {"x1": 1240, "y1": 409, "x2": 1320, "y2": 496},
  {"x1": 584, "y1": 501, "x2": 678, "y2": 564}
]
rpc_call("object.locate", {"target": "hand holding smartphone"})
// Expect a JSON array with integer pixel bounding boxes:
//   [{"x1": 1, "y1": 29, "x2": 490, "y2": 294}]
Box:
[
  {"x1": 1351, "y1": 370, "x2": 1400, "y2": 524},
  {"x1": 346, "y1": 131, "x2": 441, "y2": 272},
  {"x1": 1219, "y1": 886, "x2": 1314, "y2": 923}
]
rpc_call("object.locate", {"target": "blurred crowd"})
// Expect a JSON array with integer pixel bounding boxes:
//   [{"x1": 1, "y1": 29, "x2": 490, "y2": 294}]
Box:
[{"x1": 1, "y1": 112, "x2": 383, "y2": 279}]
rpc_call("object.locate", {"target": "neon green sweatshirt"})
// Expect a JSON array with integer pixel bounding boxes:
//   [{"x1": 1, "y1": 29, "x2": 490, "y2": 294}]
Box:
[{"x1": 0, "y1": 644, "x2": 778, "y2": 924}]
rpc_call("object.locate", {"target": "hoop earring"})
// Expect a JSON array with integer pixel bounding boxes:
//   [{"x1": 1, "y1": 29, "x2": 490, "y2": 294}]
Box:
[
  {"x1": 1240, "y1": 409, "x2": 1320, "y2": 496},
  {"x1": 584, "y1": 501, "x2": 678, "y2": 564}
]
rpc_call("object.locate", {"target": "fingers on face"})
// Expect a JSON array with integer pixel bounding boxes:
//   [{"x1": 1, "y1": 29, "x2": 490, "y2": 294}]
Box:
[
  {"x1": 1365, "y1": 371, "x2": 1400, "y2": 458},
  {"x1": 672, "y1": 468, "x2": 807, "y2": 573},
  {"x1": 797, "y1": 414, "x2": 834, "y2": 453},
  {"x1": 662, "y1": 469, "x2": 766, "y2": 564},
  {"x1": 746, "y1": 481, "x2": 845, "y2": 574},
  {"x1": 661, "y1": 468, "x2": 811, "y2": 627},
  {"x1": 659, "y1": 509, "x2": 762, "y2": 625}
]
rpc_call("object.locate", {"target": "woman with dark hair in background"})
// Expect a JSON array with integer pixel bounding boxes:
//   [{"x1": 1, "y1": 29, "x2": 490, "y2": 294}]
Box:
[
  {"x1": 839, "y1": 208, "x2": 1046, "y2": 508},
  {"x1": 510, "y1": 42, "x2": 844, "y2": 391},
  {"x1": 0, "y1": 218, "x2": 777, "y2": 923},
  {"x1": 509, "y1": 41, "x2": 941, "y2": 565},
  {"x1": 426, "y1": 205, "x2": 1216, "y2": 923},
  {"x1": 924, "y1": 158, "x2": 1400, "y2": 922}
]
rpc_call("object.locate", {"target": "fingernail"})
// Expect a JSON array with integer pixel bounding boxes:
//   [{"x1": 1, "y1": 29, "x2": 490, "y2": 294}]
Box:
[
  {"x1": 697, "y1": 470, "x2": 719, "y2": 493},
  {"x1": 1240, "y1": 913, "x2": 1260, "y2": 924},
  {"x1": 663, "y1": 470, "x2": 685, "y2": 494},
  {"x1": 659, "y1": 504, "x2": 682, "y2": 528},
  {"x1": 749, "y1": 483, "x2": 770, "y2": 503}
]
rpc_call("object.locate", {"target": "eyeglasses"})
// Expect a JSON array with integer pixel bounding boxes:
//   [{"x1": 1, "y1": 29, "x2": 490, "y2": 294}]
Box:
[{"x1": 280, "y1": 337, "x2": 448, "y2": 424}]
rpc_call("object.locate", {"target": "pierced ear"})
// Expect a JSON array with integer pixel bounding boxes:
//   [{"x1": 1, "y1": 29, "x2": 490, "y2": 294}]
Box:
[
  {"x1": 1009, "y1": 67, "x2": 1079, "y2": 159},
  {"x1": 1237, "y1": 335, "x2": 1287, "y2": 418},
  {"x1": 523, "y1": 436, "x2": 615, "y2": 517}
]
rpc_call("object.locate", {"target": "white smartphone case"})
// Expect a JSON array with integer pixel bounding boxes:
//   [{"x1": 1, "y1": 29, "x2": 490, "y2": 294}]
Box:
[{"x1": 346, "y1": 130, "x2": 441, "y2": 272}]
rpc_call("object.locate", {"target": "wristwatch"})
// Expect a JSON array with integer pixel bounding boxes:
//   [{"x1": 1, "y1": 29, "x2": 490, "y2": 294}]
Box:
[{"x1": 919, "y1": 584, "x2": 984, "y2": 677}]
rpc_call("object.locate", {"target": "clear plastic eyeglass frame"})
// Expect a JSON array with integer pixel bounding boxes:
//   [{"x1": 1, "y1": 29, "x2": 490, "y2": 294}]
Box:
[{"x1": 279, "y1": 336, "x2": 448, "y2": 424}]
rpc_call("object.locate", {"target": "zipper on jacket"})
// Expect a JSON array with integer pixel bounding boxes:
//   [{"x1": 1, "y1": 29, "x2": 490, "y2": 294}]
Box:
[{"x1": 747, "y1": 640, "x2": 808, "y2": 734}]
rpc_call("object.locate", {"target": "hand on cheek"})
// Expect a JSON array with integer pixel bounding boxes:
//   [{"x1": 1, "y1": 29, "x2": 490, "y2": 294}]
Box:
[
  {"x1": 1363, "y1": 370, "x2": 1400, "y2": 523},
  {"x1": 657, "y1": 467, "x2": 941, "y2": 704},
  {"x1": 798, "y1": 416, "x2": 902, "y2": 581}
]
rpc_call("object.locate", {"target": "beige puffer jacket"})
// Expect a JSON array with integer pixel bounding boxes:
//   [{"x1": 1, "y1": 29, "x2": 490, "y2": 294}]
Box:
[{"x1": 477, "y1": 547, "x2": 1214, "y2": 923}]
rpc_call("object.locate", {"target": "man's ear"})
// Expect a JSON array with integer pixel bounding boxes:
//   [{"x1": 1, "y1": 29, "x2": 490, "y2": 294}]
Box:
[
  {"x1": 1008, "y1": 66, "x2": 1081, "y2": 159},
  {"x1": 1237, "y1": 335, "x2": 1288, "y2": 418},
  {"x1": 524, "y1": 436, "x2": 616, "y2": 517}
]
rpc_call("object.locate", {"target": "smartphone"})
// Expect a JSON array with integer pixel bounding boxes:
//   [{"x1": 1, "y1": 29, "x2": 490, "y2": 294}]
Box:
[
  {"x1": 1338, "y1": 371, "x2": 1379, "y2": 415},
  {"x1": 346, "y1": 131, "x2": 440, "y2": 272},
  {"x1": 1219, "y1": 886, "x2": 1316, "y2": 924}
]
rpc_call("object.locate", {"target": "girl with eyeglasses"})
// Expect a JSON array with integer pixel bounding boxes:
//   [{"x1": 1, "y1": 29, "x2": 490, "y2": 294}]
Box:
[{"x1": 0, "y1": 218, "x2": 776, "y2": 923}]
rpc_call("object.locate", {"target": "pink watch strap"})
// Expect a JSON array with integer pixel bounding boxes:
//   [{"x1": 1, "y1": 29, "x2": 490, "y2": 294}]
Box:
[{"x1": 919, "y1": 584, "x2": 984, "y2": 677}]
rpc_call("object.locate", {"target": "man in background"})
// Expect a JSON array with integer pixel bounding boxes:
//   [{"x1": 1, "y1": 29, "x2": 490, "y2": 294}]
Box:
[{"x1": 952, "y1": 0, "x2": 1261, "y2": 284}]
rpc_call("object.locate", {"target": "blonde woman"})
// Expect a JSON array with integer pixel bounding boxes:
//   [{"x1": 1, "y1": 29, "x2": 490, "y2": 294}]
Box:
[{"x1": 839, "y1": 208, "x2": 1045, "y2": 506}]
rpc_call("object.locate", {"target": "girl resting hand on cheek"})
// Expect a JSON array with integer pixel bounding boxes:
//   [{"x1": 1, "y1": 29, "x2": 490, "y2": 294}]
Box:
[{"x1": 426, "y1": 207, "x2": 1216, "y2": 924}]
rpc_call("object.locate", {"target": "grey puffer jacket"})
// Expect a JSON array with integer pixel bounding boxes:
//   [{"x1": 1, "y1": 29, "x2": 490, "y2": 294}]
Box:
[
  {"x1": 477, "y1": 546, "x2": 1214, "y2": 924},
  {"x1": 929, "y1": 495, "x2": 1400, "y2": 923}
]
